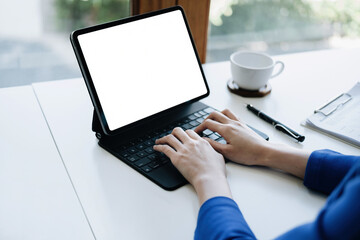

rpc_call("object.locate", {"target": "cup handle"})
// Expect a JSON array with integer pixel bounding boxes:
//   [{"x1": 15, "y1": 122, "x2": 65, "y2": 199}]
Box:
[{"x1": 270, "y1": 61, "x2": 284, "y2": 78}]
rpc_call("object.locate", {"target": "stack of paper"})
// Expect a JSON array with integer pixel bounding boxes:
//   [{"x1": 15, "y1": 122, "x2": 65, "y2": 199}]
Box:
[{"x1": 304, "y1": 82, "x2": 360, "y2": 147}]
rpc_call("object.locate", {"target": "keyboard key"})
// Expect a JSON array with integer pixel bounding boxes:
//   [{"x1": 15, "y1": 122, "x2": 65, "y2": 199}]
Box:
[
  {"x1": 144, "y1": 140, "x2": 154, "y2": 146},
  {"x1": 145, "y1": 147, "x2": 155, "y2": 154},
  {"x1": 217, "y1": 138, "x2": 227, "y2": 144},
  {"x1": 141, "y1": 165, "x2": 152, "y2": 173},
  {"x1": 203, "y1": 129, "x2": 213, "y2": 136},
  {"x1": 204, "y1": 107, "x2": 214, "y2": 113},
  {"x1": 182, "y1": 118, "x2": 191, "y2": 123},
  {"x1": 119, "y1": 151, "x2": 130, "y2": 158},
  {"x1": 208, "y1": 133, "x2": 220, "y2": 141},
  {"x1": 188, "y1": 115, "x2": 197, "y2": 120},
  {"x1": 196, "y1": 118, "x2": 204, "y2": 124},
  {"x1": 128, "y1": 147, "x2": 137, "y2": 154},
  {"x1": 189, "y1": 121, "x2": 200, "y2": 127},
  {"x1": 136, "y1": 143, "x2": 146, "y2": 150},
  {"x1": 148, "y1": 154, "x2": 157, "y2": 161},
  {"x1": 198, "y1": 110, "x2": 207, "y2": 116},
  {"x1": 149, "y1": 161, "x2": 160, "y2": 169},
  {"x1": 194, "y1": 113, "x2": 202, "y2": 118},
  {"x1": 181, "y1": 123, "x2": 192, "y2": 130},
  {"x1": 127, "y1": 155, "x2": 139, "y2": 162},
  {"x1": 135, "y1": 157, "x2": 151, "y2": 167},
  {"x1": 137, "y1": 151, "x2": 148, "y2": 158}
]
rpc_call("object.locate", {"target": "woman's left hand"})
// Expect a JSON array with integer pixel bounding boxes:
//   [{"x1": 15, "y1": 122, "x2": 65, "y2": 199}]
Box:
[{"x1": 154, "y1": 127, "x2": 232, "y2": 204}]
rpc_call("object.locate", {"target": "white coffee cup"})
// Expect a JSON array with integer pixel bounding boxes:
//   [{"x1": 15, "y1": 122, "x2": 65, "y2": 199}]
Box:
[{"x1": 230, "y1": 51, "x2": 284, "y2": 90}]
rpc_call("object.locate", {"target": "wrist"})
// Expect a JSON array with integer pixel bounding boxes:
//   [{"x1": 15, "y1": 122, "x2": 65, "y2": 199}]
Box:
[
  {"x1": 250, "y1": 142, "x2": 277, "y2": 167},
  {"x1": 193, "y1": 174, "x2": 232, "y2": 205},
  {"x1": 259, "y1": 143, "x2": 310, "y2": 179}
]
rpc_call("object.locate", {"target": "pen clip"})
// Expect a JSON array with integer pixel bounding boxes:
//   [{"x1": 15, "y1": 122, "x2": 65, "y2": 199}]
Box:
[{"x1": 274, "y1": 123, "x2": 301, "y2": 140}]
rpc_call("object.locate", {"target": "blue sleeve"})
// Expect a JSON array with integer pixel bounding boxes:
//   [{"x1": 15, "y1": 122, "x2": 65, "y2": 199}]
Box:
[
  {"x1": 195, "y1": 163, "x2": 360, "y2": 240},
  {"x1": 195, "y1": 196, "x2": 256, "y2": 240},
  {"x1": 304, "y1": 149, "x2": 359, "y2": 194},
  {"x1": 277, "y1": 161, "x2": 360, "y2": 240},
  {"x1": 195, "y1": 151, "x2": 360, "y2": 240}
]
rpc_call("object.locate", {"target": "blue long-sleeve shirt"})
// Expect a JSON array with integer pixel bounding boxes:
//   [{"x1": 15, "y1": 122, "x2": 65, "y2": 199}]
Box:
[{"x1": 195, "y1": 150, "x2": 360, "y2": 240}]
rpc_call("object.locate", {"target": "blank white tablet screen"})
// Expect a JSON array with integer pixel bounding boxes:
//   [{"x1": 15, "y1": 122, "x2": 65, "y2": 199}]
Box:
[{"x1": 78, "y1": 10, "x2": 208, "y2": 131}]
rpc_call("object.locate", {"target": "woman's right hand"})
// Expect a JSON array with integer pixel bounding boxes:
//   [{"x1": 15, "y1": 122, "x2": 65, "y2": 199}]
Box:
[
  {"x1": 195, "y1": 109, "x2": 310, "y2": 179},
  {"x1": 195, "y1": 109, "x2": 270, "y2": 166}
]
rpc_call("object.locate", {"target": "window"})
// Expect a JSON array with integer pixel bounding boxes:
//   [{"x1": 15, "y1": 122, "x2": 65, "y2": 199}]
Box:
[
  {"x1": 1, "y1": 0, "x2": 359, "y2": 87},
  {"x1": 0, "y1": 0, "x2": 130, "y2": 87},
  {"x1": 207, "y1": 0, "x2": 360, "y2": 62}
]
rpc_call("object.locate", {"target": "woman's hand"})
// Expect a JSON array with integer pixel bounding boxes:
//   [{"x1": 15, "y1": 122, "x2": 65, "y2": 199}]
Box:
[
  {"x1": 195, "y1": 109, "x2": 310, "y2": 179},
  {"x1": 195, "y1": 109, "x2": 269, "y2": 166},
  {"x1": 153, "y1": 127, "x2": 232, "y2": 204}
]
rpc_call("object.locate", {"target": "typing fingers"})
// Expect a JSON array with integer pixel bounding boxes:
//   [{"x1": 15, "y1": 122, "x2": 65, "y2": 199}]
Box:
[
  {"x1": 195, "y1": 118, "x2": 226, "y2": 136},
  {"x1": 206, "y1": 111, "x2": 231, "y2": 124},
  {"x1": 171, "y1": 127, "x2": 191, "y2": 143},
  {"x1": 203, "y1": 137, "x2": 228, "y2": 155},
  {"x1": 153, "y1": 144, "x2": 176, "y2": 159},
  {"x1": 185, "y1": 129, "x2": 201, "y2": 140},
  {"x1": 155, "y1": 134, "x2": 183, "y2": 151},
  {"x1": 221, "y1": 109, "x2": 239, "y2": 121}
]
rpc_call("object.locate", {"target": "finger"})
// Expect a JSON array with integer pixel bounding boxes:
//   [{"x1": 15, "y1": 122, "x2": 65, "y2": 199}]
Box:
[
  {"x1": 153, "y1": 144, "x2": 176, "y2": 159},
  {"x1": 205, "y1": 111, "x2": 231, "y2": 124},
  {"x1": 155, "y1": 134, "x2": 183, "y2": 151},
  {"x1": 203, "y1": 137, "x2": 227, "y2": 155},
  {"x1": 185, "y1": 129, "x2": 201, "y2": 140},
  {"x1": 195, "y1": 119, "x2": 226, "y2": 136},
  {"x1": 221, "y1": 109, "x2": 239, "y2": 121},
  {"x1": 221, "y1": 109, "x2": 247, "y2": 125},
  {"x1": 171, "y1": 127, "x2": 191, "y2": 143}
]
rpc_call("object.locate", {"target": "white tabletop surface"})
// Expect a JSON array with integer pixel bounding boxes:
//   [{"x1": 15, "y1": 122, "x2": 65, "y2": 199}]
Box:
[
  {"x1": 0, "y1": 86, "x2": 94, "y2": 239},
  {"x1": 32, "y1": 48, "x2": 360, "y2": 240}
]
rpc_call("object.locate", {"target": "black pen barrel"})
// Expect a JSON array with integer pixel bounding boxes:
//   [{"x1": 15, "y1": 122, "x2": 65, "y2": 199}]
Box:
[
  {"x1": 246, "y1": 104, "x2": 305, "y2": 142},
  {"x1": 258, "y1": 112, "x2": 278, "y2": 125}
]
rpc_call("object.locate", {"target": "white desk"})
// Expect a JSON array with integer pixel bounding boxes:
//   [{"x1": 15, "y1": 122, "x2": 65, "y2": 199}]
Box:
[
  {"x1": 0, "y1": 86, "x2": 94, "y2": 239},
  {"x1": 32, "y1": 48, "x2": 360, "y2": 240}
]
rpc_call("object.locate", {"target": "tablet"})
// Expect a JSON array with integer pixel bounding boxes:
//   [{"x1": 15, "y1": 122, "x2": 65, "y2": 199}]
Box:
[{"x1": 70, "y1": 6, "x2": 209, "y2": 135}]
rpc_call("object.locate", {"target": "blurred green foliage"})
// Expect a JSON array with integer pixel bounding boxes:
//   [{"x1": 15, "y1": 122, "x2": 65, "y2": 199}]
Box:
[
  {"x1": 314, "y1": 0, "x2": 360, "y2": 37},
  {"x1": 210, "y1": 0, "x2": 315, "y2": 35},
  {"x1": 55, "y1": 0, "x2": 130, "y2": 31},
  {"x1": 210, "y1": 0, "x2": 360, "y2": 37}
]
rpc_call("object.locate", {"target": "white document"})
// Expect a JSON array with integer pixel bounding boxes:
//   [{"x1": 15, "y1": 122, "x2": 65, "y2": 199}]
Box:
[{"x1": 305, "y1": 82, "x2": 360, "y2": 147}]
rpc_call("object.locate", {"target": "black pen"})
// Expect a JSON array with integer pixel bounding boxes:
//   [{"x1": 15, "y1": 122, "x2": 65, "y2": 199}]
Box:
[{"x1": 246, "y1": 104, "x2": 305, "y2": 142}]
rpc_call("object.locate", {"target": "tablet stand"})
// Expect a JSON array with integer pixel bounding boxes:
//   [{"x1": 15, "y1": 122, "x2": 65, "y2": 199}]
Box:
[
  {"x1": 92, "y1": 109, "x2": 106, "y2": 140},
  {"x1": 92, "y1": 110, "x2": 125, "y2": 144}
]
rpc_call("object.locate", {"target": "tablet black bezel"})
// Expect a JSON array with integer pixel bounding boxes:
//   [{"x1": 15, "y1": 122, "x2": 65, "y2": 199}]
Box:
[{"x1": 70, "y1": 6, "x2": 210, "y2": 136}]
